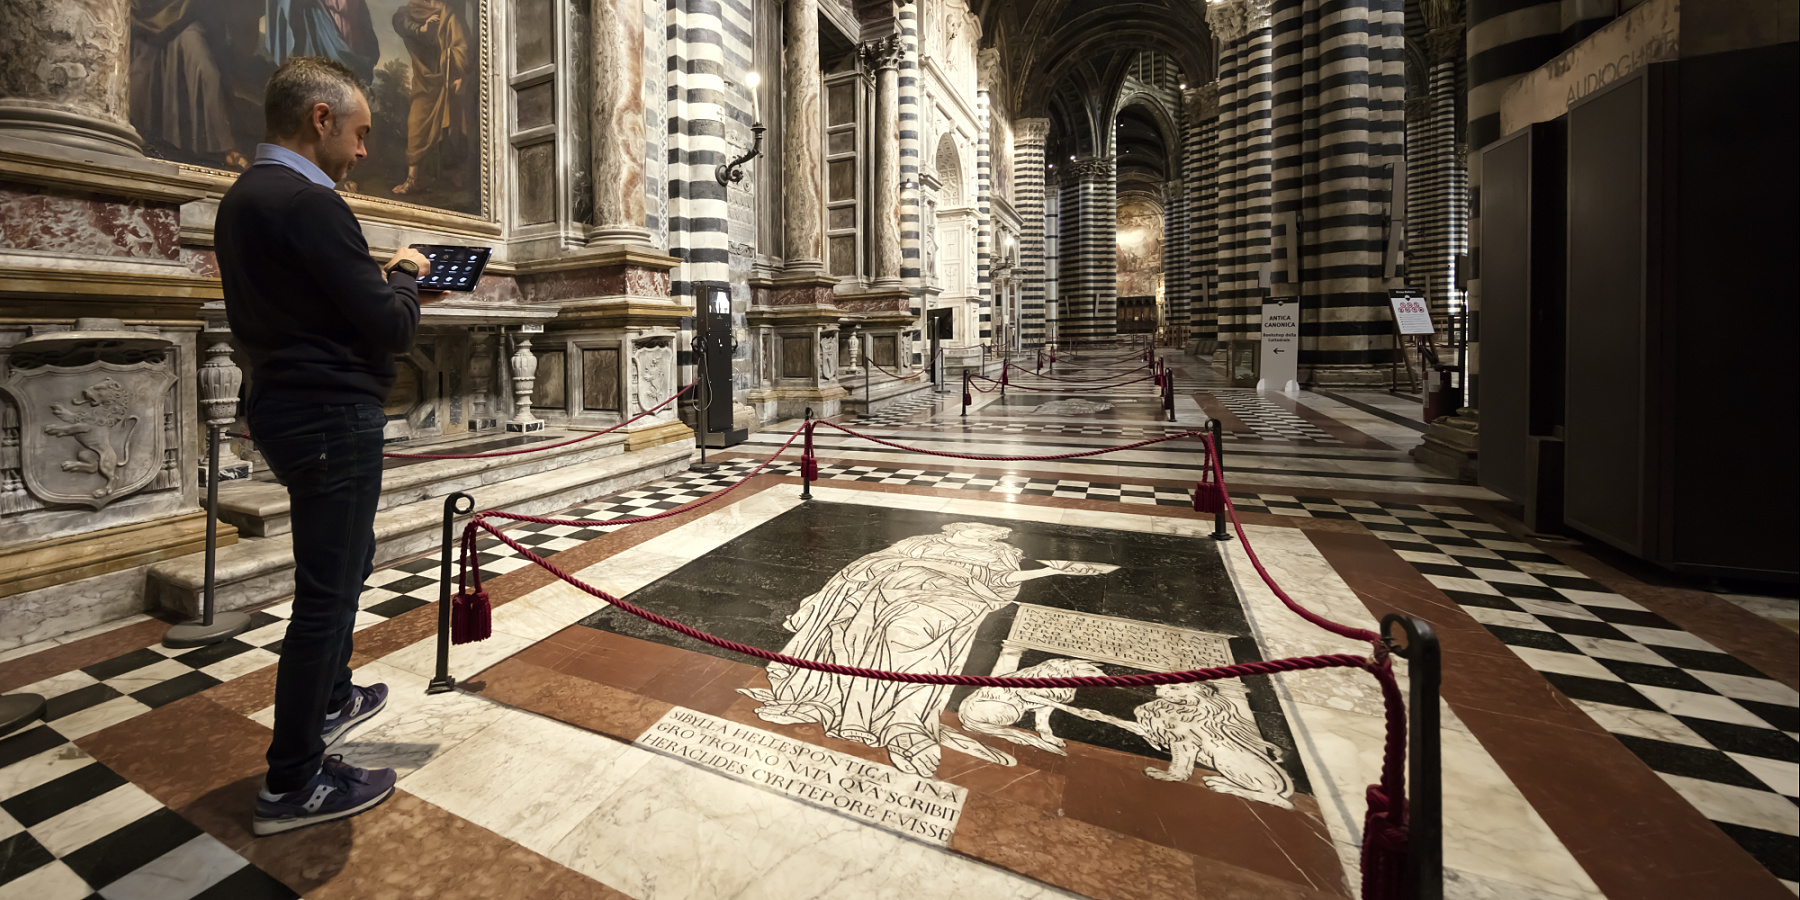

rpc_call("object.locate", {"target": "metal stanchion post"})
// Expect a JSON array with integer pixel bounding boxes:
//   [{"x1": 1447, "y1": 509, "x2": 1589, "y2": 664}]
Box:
[
  {"x1": 961, "y1": 371, "x2": 969, "y2": 418},
  {"x1": 1382, "y1": 614, "x2": 1444, "y2": 900},
  {"x1": 165, "y1": 344, "x2": 252, "y2": 649},
  {"x1": 1209, "y1": 418, "x2": 1233, "y2": 542},
  {"x1": 800, "y1": 408, "x2": 814, "y2": 501},
  {"x1": 690, "y1": 335, "x2": 718, "y2": 474},
  {"x1": 428, "y1": 491, "x2": 476, "y2": 694}
]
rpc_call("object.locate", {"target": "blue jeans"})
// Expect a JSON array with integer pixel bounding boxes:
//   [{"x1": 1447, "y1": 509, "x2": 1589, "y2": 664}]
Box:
[{"x1": 249, "y1": 398, "x2": 386, "y2": 792}]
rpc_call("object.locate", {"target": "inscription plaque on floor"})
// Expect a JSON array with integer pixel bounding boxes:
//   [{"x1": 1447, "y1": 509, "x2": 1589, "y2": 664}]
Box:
[
  {"x1": 636, "y1": 707, "x2": 968, "y2": 845},
  {"x1": 1006, "y1": 604, "x2": 1234, "y2": 672}
]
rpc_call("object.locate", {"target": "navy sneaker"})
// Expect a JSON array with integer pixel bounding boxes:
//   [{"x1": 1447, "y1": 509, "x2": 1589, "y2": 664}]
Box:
[
  {"x1": 253, "y1": 755, "x2": 396, "y2": 836},
  {"x1": 323, "y1": 683, "x2": 387, "y2": 745}
]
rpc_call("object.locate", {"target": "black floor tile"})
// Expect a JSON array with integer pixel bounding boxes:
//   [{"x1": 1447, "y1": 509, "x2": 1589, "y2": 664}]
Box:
[
  {"x1": 0, "y1": 726, "x2": 67, "y2": 770},
  {"x1": 191, "y1": 864, "x2": 301, "y2": 900},
  {"x1": 44, "y1": 683, "x2": 124, "y2": 722},
  {"x1": 173, "y1": 639, "x2": 253, "y2": 669},
  {"x1": 1715, "y1": 821, "x2": 1800, "y2": 882},
  {"x1": 1412, "y1": 562, "x2": 1477, "y2": 580},
  {"x1": 1536, "y1": 616, "x2": 1634, "y2": 642},
  {"x1": 1736, "y1": 699, "x2": 1800, "y2": 735},
  {"x1": 1452, "y1": 556, "x2": 1523, "y2": 572},
  {"x1": 1532, "y1": 572, "x2": 1609, "y2": 593},
  {"x1": 1650, "y1": 646, "x2": 1771, "y2": 679},
  {"x1": 80, "y1": 648, "x2": 163, "y2": 682},
  {"x1": 380, "y1": 574, "x2": 436, "y2": 595},
  {"x1": 129, "y1": 671, "x2": 220, "y2": 709},
  {"x1": 1677, "y1": 717, "x2": 1800, "y2": 763},
  {"x1": 1490, "y1": 581, "x2": 1567, "y2": 603},
  {"x1": 61, "y1": 807, "x2": 201, "y2": 889},
  {"x1": 1613, "y1": 734, "x2": 1767, "y2": 789},
  {"x1": 1541, "y1": 671, "x2": 1659, "y2": 710},
  {"x1": 0, "y1": 831, "x2": 55, "y2": 885},
  {"x1": 0, "y1": 762, "x2": 128, "y2": 827},
  {"x1": 1484, "y1": 625, "x2": 1584, "y2": 655},
  {"x1": 1598, "y1": 659, "x2": 1720, "y2": 694},
  {"x1": 1440, "y1": 590, "x2": 1524, "y2": 612},
  {"x1": 364, "y1": 596, "x2": 431, "y2": 619},
  {"x1": 395, "y1": 556, "x2": 442, "y2": 575},
  {"x1": 1586, "y1": 606, "x2": 1678, "y2": 630}
]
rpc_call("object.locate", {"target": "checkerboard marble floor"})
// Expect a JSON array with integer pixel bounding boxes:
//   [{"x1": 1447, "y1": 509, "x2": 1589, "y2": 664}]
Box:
[
  {"x1": 1232, "y1": 493, "x2": 1800, "y2": 889},
  {"x1": 0, "y1": 723, "x2": 298, "y2": 899},
  {"x1": 1208, "y1": 390, "x2": 1343, "y2": 444}
]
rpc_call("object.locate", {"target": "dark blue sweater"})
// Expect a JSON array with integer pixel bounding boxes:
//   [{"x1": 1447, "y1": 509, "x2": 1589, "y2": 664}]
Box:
[{"x1": 217, "y1": 164, "x2": 420, "y2": 406}]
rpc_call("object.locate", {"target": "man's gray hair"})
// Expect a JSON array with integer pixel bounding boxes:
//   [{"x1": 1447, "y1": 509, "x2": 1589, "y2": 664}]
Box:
[{"x1": 263, "y1": 57, "x2": 366, "y2": 141}]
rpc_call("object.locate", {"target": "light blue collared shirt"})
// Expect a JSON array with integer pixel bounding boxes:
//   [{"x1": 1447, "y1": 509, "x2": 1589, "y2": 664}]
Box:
[{"x1": 253, "y1": 143, "x2": 337, "y2": 189}]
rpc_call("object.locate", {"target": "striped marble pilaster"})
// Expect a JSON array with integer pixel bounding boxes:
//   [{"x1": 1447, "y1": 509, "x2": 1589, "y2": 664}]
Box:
[
  {"x1": 1209, "y1": 6, "x2": 1275, "y2": 346},
  {"x1": 897, "y1": 3, "x2": 922, "y2": 361},
  {"x1": 1407, "y1": 57, "x2": 1468, "y2": 323},
  {"x1": 1056, "y1": 157, "x2": 1117, "y2": 341},
  {"x1": 1015, "y1": 118, "x2": 1050, "y2": 345},
  {"x1": 1269, "y1": 0, "x2": 1407, "y2": 378},
  {"x1": 1163, "y1": 179, "x2": 1188, "y2": 333},
  {"x1": 1188, "y1": 87, "x2": 1221, "y2": 342},
  {"x1": 976, "y1": 92, "x2": 993, "y2": 344},
  {"x1": 665, "y1": 0, "x2": 730, "y2": 383}
]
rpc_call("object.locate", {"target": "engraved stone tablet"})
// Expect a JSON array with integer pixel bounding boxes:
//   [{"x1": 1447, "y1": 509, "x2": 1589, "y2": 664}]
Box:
[{"x1": 1005, "y1": 604, "x2": 1234, "y2": 672}]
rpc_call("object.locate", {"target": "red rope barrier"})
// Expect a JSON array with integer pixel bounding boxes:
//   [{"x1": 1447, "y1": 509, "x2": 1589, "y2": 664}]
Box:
[
  {"x1": 1005, "y1": 359, "x2": 1151, "y2": 384},
  {"x1": 381, "y1": 383, "x2": 697, "y2": 460},
  {"x1": 865, "y1": 346, "x2": 941, "y2": 381},
  {"x1": 812, "y1": 419, "x2": 1203, "y2": 461}
]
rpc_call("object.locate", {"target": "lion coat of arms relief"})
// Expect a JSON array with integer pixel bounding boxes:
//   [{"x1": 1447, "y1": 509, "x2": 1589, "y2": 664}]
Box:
[{"x1": 1, "y1": 360, "x2": 176, "y2": 510}]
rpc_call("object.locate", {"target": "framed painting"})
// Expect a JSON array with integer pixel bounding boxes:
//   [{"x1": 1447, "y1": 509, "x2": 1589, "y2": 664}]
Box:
[{"x1": 128, "y1": 0, "x2": 493, "y2": 218}]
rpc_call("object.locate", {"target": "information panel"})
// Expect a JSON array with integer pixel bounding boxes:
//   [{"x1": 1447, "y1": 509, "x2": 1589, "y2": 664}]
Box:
[
  {"x1": 1388, "y1": 289, "x2": 1435, "y2": 335},
  {"x1": 1257, "y1": 300, "x2": 1300, "y2": 395}
]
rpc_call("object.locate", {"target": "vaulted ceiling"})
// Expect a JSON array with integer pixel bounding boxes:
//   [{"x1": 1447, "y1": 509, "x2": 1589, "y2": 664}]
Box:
[{"x1": 972, "y1": 0, "x2": 1213, "y2": 120}]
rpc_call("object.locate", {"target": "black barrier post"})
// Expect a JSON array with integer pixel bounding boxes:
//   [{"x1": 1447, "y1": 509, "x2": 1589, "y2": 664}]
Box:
[
  {"x1": 689, "y1": 335, "x2": 717, "y2": 474},
  {"x1": 999, "y1": 361, "x2": 1007, "y2": 398},
  {"x1": 1209, "y1": 419, "x2": 1233, "y2": 542},
  {"x1": 429, "y1": 491, "x2": 477, "y2": 694},
  {"x1": 1381, "y1": 614, "x2": 1444, "y2": 900},
  {"x1": 800, "y1": 408, "x2": 814, "y2": 501},
  {"x1": 961, "y1": 371, "x2": 969, "y2": 418},
  {"x1": 1166, "y1": 376, "x2": 1176, "y2": 423}
]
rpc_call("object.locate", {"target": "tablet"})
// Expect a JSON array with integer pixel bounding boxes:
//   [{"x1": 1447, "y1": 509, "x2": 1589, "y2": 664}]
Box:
[{"x1": 408, "y1": 244, "x2": 493, "y2": 291}]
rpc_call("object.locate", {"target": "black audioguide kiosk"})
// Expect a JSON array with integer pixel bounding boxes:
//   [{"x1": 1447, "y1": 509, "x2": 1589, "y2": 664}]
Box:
[{"x1": 695, "y1": 288, "x2": 745, "y2": 448}]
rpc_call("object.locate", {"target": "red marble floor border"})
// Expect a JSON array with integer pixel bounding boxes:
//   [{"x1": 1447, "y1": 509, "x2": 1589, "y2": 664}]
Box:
[
  {"x1": 1306, "y1": 528, "x2": 1792, "y2": 900},
  {"x1": 1460, "y1": 501, "x2": 1800, "y2": 693}
]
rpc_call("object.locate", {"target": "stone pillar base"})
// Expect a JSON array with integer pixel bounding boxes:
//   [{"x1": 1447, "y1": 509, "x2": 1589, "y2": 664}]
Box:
[
  {"x1": 508, "y1": 420, "x2": 546, "y2": 433},
  {"x1": 0, "y1": 103, "x2": 144, "y2": 160},
  {"x1": 625, "y1": 419, "x2": 694, "y2": 452},
  {"x1": 1411, "y1": 408, "x2": 1480, "y2": 483}
]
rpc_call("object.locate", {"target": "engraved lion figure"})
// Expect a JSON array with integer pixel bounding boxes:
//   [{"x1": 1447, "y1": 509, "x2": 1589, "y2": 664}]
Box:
[
  {"x1": 42, "y1": 378, "x2": 139, "y2": 499},
  {"x1": 1133, "y1": 681, "x2": 1294, "y2": 808},
  {"x1": 956, "y1": 657, "x2": 1108, "y2": 756}
]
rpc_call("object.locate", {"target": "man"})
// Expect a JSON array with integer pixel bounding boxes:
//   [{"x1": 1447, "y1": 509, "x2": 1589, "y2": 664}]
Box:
[{"x1": 215, "y1": 56, "x2": 441, "y2": 835}]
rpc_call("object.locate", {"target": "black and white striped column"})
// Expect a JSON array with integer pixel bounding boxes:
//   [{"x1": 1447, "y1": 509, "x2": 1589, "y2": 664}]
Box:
[
  {"x1": 897, "y1": 3, "x2": 922, "y2": 362},
  {"x1": 1056, "y1": 156, "x2": 1117, "y2": 340},
  {"x1": 1185, "y1": 84, "x2": 1222, "y2": 343},
  {"x1": 1015, "y1": 118, "x2": 1051, "y2": 345},
  {"x1": 1407, "y1": 54, "x2": 1468, "y2": 323},
  {"x1": 1208, "y1": 1, "x2": 1275, "y2": 345},
  {"x1": 1269, "y1": 0, "x2": 1406, "y2": 380},
  {"x1": 976, "y1": 91, "x2": 993, "y2": 344},
  {"x1": 1163, "y1": 180, "x2": 1188, "y2": 333},
  {"x1": 665, "y1": 0, "x2": 731, "y2": 384}
]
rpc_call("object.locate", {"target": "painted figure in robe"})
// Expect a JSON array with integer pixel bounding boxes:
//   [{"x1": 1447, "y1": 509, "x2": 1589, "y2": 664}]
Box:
[{"x1": 392, "y1": 0, "x2": 473, "y2": 194}]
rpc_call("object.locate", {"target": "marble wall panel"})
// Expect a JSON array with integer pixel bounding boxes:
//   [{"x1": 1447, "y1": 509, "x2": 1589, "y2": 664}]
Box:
[
  {"x1": 0, "y1": 185, "x2": 179, "y2": 259},
  {"x1": 582, "y1": 347, "x2": 621, "y2": 411}
]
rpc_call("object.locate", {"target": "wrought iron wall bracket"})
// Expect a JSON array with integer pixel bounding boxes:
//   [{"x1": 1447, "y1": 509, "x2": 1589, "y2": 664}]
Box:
[{"x1": 716, "y1": 123, "x2": 767, "y2": 185}]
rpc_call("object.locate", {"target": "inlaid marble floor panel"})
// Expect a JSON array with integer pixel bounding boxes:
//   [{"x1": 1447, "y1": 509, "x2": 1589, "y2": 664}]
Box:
[{"x1": 1, "y1": 349, "x2": 1792, "y2": 900}]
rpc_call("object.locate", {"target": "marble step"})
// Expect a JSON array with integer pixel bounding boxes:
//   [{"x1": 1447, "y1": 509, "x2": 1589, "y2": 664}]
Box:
[
  {"x1": 146, "y1": 441, "x2": 694, "y2": 619},
  {"x1": 838, "y1": 372, "x2": 945, "y2": 416},
  {"x1": 218, "y1": 429, "x2": 632, "y2": 538}
]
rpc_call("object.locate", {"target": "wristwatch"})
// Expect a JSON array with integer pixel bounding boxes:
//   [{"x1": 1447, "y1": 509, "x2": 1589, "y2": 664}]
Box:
[{"x1": 392, "y1": 259, "x2": 420, "y2": 278}]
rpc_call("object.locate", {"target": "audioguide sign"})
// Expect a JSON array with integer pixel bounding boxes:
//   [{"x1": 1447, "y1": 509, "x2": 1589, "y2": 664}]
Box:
[{"x1": 1258, "y1": 300, "x2": 1299, "y2": 395}]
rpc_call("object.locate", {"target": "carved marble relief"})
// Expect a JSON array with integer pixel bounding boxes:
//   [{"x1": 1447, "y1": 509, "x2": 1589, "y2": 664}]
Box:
[
  {"x1": 0, "y1": 325, "x2": 178, "y2": 510},
  {"x1": 630, "y1": 336, "x2": 674, "y2": 414},
  {"x1": 819, "y1": 330, "x2": 837, "y2": 383}
]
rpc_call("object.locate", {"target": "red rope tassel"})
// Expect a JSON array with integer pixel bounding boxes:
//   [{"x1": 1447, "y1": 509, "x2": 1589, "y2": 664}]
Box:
[
  {"x1": 451, "y1": 526, "x2": 492, "y2": 644},
  {"x1": 1360, "y1": 785, "x2": 1410, "y2": 900},
  {"x1": 1193, "y1": 450, "x2": 1225, "y2": 513},
  {"x1": 800, "y1": 421, "x2": 820, "y2": 481}
]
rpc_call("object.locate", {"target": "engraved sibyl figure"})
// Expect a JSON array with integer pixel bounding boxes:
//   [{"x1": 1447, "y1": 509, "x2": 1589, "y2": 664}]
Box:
[{"x1": 740, "y1": 522, "x2": 1110, "y2": 777}]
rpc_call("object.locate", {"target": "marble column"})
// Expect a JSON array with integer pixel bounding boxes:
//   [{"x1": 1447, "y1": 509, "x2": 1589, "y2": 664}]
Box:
[
  {"x1": 1014, "y1": 118, "x2": 1051, "y2": 345},
  {"x1": 1208, "y1": 0, "x2": 1275, "y2": 348},
  {"x1": 975, "y1": 92, "x2": 993, "y2": 344},
  {"x1": 782, "y1": 0, "x2": 826, "y2": 272},
  {"x1": 0, "y1": 0, "x2": 142, "y2": 156},
  {"x1": 864, "y1": 36, "x2": 904, "y2": 291},
  {"x1": 1058, "y1": 156, "x2": 1116, "y2": 340},
  {"x1": 590, "y1": 0, "x2": 651, "y2": 246}
]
